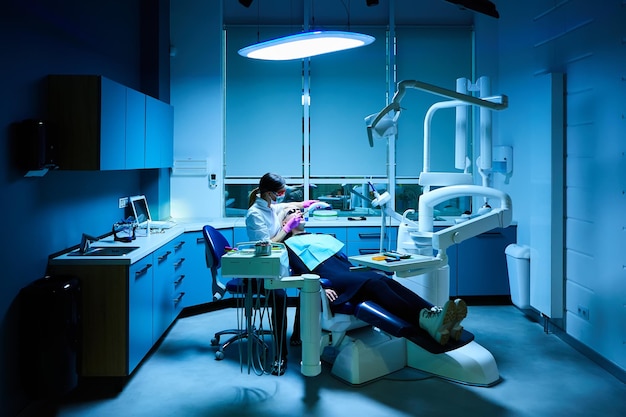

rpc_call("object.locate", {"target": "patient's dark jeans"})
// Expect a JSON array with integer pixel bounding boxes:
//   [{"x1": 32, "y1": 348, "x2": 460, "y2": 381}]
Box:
[{"x1": 352, "y1": 278, "x2": 433, "y2": 326}]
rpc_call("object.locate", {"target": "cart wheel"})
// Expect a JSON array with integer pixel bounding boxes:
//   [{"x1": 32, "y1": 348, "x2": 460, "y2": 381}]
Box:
[
  {"x1": 210, "y1": 337, "x2": 219, "y2": 346},
  {"x1": 215, "y1": 350, "x2": 225, "y2": 360}
]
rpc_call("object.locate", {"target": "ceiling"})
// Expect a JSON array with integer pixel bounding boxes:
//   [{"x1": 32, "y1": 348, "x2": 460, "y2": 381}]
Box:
[{"x1": 223, "y1": 0, "x2": 477, "y2": 27}]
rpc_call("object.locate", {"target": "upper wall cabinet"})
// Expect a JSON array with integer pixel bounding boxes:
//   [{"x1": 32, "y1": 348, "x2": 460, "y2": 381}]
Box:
[
  {"x1": 145, "y1": 95, "x2": 174, "y2": 169},
  {"x1": 47, "y1": 75, "x2": 173, "y2": 170}
]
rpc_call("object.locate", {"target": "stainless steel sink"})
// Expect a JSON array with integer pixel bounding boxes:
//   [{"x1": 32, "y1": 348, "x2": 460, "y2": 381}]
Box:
[{"x1": 68, "y1": 246, "x2": 139, "y2": 257}]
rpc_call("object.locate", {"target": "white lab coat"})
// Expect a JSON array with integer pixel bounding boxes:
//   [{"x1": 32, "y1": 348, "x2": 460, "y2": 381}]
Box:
[
  {"x1": 246, "y1": 197, "x2": 280, "y2": 241},
  {"x1": 245, "y1": 196, "x2": 291, "y2": 276}
]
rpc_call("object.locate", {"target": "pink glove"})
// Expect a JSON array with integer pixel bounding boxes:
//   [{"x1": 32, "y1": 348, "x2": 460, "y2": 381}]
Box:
[
  {"x1": 301, "y1": 200, "x2": 319, "y2": 208},
  {"x1": 282, "y1": 215, "x2": 302, "y2": 233}
]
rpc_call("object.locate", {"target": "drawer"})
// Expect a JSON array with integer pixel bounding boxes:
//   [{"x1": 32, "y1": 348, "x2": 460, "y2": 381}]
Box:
[
  {"x1": 346, "y1": 226, "x2": 396, "y2": 256},
  {"x1": 305, "y1": 226, "x2": 347, "y2": 242},
  {"x1": 347, "y1": 226, "x2": 395, "y2": 242}
]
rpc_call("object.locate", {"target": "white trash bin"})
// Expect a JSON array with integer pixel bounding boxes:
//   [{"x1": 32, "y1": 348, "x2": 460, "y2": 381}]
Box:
[{"x1": 505, "y1": 244, "x2": 530, "y2": 309}]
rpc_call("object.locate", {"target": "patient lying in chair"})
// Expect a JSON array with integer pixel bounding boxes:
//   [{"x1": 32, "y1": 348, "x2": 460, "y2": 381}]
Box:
[{"x1": 281, "y1": 207, "x2": 467, "y2": 345}]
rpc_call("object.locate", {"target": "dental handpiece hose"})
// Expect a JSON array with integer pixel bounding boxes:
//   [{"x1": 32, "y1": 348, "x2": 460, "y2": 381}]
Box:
[{"x1": 368, "y1": 181, "x2": 380, "y2": 198}]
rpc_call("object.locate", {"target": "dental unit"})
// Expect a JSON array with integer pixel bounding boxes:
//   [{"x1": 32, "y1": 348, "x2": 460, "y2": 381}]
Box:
[{"x1": 318, "y1": 77, "x2": 512, "y2": 386}]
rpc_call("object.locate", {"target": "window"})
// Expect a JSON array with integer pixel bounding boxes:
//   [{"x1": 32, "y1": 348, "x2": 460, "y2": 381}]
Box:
[
  {"x1": 224, "y1": 27, "x2": 303, "y2": 178},
  {"x1": 224, "y1": 26, "x2": 473, "y2": 218}
]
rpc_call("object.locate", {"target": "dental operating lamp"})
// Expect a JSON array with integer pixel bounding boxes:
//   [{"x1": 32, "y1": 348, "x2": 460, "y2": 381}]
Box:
[{"x1": 366, "y1": 79, "x2": 508, "y2": 147}]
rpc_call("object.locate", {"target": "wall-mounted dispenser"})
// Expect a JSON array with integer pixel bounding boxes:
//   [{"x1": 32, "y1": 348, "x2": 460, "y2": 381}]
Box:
[
  {"x1": 492, "y1": 146, "x2": 513, "y2": 175},
  {"x1": 16, "y1": 119, "x2": 59, "y2": 177},
  {"x1": 209, "y1": 173, "x2": 218, "y2": 189}
]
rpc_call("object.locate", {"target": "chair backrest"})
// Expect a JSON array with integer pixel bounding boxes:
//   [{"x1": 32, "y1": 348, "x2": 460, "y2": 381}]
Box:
[
  {"x1": 203, "y1": 225, "x2": 230, "y2": 300},
  {"x1": 203, "y1": 225, "x2": 230, "y2": 269}
]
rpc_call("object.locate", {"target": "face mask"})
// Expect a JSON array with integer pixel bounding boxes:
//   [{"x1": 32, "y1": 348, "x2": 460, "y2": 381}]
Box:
[{"x1": 275, "y1": 194, "x2": 285, "y2": 204}]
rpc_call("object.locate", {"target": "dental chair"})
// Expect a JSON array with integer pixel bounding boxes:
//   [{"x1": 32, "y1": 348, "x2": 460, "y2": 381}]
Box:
[
  {"x1": 318, "y1": 275, "x2": 482, "y2": 386},
  {"x1": 203, "y1": 225, "x2": 273, "y2": 361}
]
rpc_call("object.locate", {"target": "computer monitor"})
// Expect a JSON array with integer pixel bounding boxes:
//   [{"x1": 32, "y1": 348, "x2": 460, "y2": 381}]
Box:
[{"x1": 129, "y1": 195, "x2": 152, "y2": 227}]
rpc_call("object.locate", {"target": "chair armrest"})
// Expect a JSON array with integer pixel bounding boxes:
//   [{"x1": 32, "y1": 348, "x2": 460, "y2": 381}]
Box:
[{"x1": 319, "y1": 278, "x2": 333, "y2": 288}]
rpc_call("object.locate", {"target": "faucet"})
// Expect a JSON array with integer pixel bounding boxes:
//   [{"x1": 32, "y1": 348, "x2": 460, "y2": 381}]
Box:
[{"x1": 79, "y1": 233, "x2": 99, "y2": 253}]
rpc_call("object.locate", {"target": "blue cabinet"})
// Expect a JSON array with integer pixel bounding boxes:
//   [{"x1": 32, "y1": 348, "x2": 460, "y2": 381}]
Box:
[
  {"x1": 48, "y1": 75, "x2": 126, "y2": 170},
  {"x1": 233, "y1": 227, "x2": 248, "y2": 246},
  {"x1": 152, "y1": 239, "x2": 186, "y2": 340},
  {"x1": 184, "y1": 228, "x2": 235, "y2": 303},
  {"x1": 145, "y1": 95, "x2": 174, "y2": 169},
  {"x1": 48, "y1": 256, "x2": 160, "y2": 377},
  {"x1": 128, "y1": 255, "x2": 154, "y2": 373},
  {"x1": 345, "y1": 226, "x2": 396, "y2": 257},
  {"x1": 125, "y1": 88, "x2": 147, "y2": 169},
  {"x1": 454, "y1": 226, "x2": 517, "y2": 297},
  {"x1": 178, "y1": 231, "x2": 214, "y2": 307},
  {"x1": 47, "y1": 75, "x2": 173, "y2": 170},
  {"x1": 306, "y1": 225, "x2": 347, "y2": 242}
]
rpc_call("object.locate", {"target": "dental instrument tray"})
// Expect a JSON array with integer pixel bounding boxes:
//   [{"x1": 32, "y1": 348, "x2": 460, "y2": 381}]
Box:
[
  {"x1": 349, "y1": 252, "x2": 442, "y2": 276},
  {"x1": 221, "y1": 242, "x2": 287, "y2": 278}
]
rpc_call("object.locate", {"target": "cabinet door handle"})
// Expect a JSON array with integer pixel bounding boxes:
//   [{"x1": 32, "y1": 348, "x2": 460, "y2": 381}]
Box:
[
  {"x1": 158, "y1": 250, "x2": 172, "y2": 262},
  {"x1": 135, "y1": 263, "x2": 152, "y2": 276},
  {"x1": 316, "y1": 233, "x2": 336, "y2": 238},
  {"x1": 174, "y1": 274, "x2": 185, "y2": 285},
  {"x1": 477, "y1": 232, "x2": 503, "y2": 238},
  {"x1": 359, "y1": 248, "x2": 380, "y2": 255},
  {"x1": 196, "y1": 237, "x2": 205, "y2": 244},
  {"x1": 358, "y1": 233, "x2": 383, "y2": 239},
  {"x1": 174, "y1": 258, "x2": 185, "y2": 268},
  {"x1": 173, "y1": 292, "x2": 185, "y2": 304},
  {"x1": 174, "y1": 241, "x2": 186, "y2": 250}
]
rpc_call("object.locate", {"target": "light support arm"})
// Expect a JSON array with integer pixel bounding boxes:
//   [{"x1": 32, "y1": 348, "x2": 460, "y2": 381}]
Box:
[
  {"x1": 366, "y1": 79, "x2": 508, "y2": 147},
  {"x1": 417, "y1": 185, "x2": 513, "y2": 251},
  {"x1": 393, "y1": 80, "x2": 508, "y2": 110},
  {"x1": 422, "y1": 94, "x2": 505, "y2": 173}
]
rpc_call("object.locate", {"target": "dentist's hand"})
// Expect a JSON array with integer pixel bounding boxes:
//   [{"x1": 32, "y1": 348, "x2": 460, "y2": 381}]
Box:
[{"x1": 282, "y1": 215, "x2": 302, "y2": 233}]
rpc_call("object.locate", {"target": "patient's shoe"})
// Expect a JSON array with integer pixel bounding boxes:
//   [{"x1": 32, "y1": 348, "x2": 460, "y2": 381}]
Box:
[
  {"x1": 450, "y1": 298, "x2": 467, "y2": 341},
  {"x1": 419, "y1": 301, "x2": 456, "y2": 345}
]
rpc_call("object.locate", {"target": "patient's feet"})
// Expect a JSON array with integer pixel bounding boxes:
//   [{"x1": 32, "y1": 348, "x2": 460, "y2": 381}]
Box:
[
  {"x1": 419, "y1": 301, "x2": 456, "y2": 345},
  {"x1": 450, "y1": 298, "x2": 467, "y2": 341}
]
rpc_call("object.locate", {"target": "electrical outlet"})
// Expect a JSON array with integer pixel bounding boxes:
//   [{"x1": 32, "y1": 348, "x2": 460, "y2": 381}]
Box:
[
  {"x1": 119, "y1": 197, "x2": 129, "y2": 209},
  {"x1": 577, "y1": 305, "x2": 589, "y2": 321}
]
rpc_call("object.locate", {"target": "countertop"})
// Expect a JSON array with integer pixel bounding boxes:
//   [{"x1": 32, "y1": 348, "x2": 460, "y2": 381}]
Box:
[
  {"x1": 49, "y1": 215, "x2": 490, "y2": 265},
  {"x1": 49, "y1": 226, "x2": 187, "y2": 265}
]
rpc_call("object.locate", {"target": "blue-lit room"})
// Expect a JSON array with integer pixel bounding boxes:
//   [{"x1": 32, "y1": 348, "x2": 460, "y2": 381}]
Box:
[{"x1": 1, "y1": 1, "x2": 625, "y2": 416}]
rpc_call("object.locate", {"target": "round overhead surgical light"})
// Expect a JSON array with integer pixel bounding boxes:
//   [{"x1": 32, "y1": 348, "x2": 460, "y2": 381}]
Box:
[{"x1": 238, "y1": 31, "x2": 375, "y2": 61}]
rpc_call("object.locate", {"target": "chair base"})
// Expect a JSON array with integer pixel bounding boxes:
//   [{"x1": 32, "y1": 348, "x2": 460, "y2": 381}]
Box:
[
  {"x1": 323, "y1": 327, "x2": 500, "y2": 387},
  {"x1": 323, "y1": 327, "x2": 407, "y2": 385},
  {"x1": 211, "y1": 327, "x2": 274, "y2": 361},
  {"x1": 407, "y1": 339, "x2": 500, "y2": 387}
]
